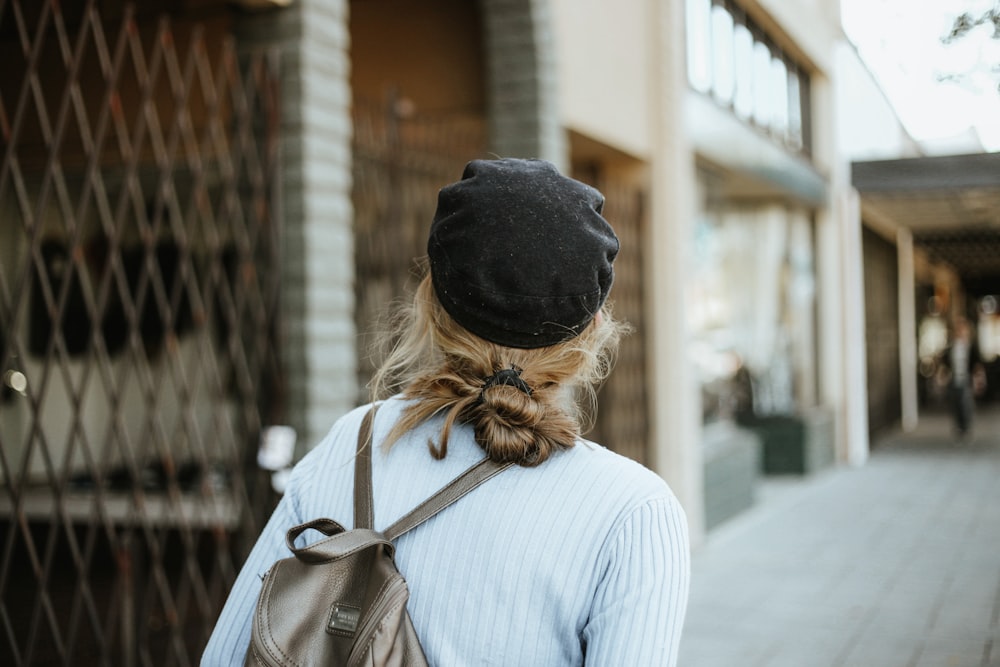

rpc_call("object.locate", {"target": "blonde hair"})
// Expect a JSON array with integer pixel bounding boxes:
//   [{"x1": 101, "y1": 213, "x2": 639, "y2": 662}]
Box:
[{"x1": 370, "y1": 274, "x2": 629, "y2": 466}]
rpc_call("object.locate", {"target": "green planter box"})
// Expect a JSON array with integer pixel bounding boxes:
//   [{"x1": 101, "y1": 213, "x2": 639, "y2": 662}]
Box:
[{"x1": 737, "y1": 408, "x2": 835, "y2": 475}]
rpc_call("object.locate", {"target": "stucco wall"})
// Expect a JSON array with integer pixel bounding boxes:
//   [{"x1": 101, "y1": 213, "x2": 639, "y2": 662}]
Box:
[
  {"x1": 753, "y1": 0, "x2": 840, "y2": 73},
  {"x1": 550, "y1": 0, "x2": 652, "y2": 159}
]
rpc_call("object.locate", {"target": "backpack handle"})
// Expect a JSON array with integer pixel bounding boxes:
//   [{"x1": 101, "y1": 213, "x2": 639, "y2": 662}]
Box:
[
  {"x1": 285, "y1": 517, "x2": 345, "y2": 544},
  {"x1": 285, "y1": 519, "x2": 396, "y2": 564}
]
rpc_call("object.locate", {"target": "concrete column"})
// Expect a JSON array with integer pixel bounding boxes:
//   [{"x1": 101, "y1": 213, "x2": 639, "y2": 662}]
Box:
[
  {"x1": 897, "y1": 228, "x2": 918, "y2": 432},
  {"x1": 479, "y1": 0, "x2": 567, "y2": 167},
  {"x1": 818, "y1": 64, "x2": 871, "y2": 466},
  {"x1": 648, "y1": 0, "x2": 705, "y2": 543},
  {"x1": 816, "y1": 206, "x2": 845, "y2": 459},
  {"x1": 841, "y1": 189, "x2": 870, "y2": 466},
  {"x1": 236, "y1": 1, "x2": 357, "y2": 453}
]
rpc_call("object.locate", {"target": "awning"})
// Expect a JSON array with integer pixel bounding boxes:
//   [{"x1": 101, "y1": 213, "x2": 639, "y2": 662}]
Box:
[{"x1": 851, "y1": 152, "x2": 1000, "y2": 295}]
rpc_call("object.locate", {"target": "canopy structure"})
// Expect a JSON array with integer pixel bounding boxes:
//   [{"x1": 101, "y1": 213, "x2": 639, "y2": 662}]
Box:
[{"x1": 852, "y1": 152, "x2": 1000, "y2": 295}]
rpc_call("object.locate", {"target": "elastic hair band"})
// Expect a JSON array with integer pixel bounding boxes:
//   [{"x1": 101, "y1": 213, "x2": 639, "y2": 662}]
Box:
[{"x1": 480, "y1": 365, "x2": 532, "y2": 399}]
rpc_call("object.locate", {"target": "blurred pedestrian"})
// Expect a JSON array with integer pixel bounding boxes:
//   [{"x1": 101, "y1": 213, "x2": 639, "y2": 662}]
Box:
[
  {"x1": 941, "y1": 316, "x2": 985, "y2": 440},
  {"x1": 202, "y1": 158, "x2": 691, "y2": 666}
]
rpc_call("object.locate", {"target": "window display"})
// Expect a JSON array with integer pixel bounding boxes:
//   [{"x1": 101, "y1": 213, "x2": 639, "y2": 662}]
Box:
[{"x1": 689, "y1": 194, "x2": 817, "y2": 423}]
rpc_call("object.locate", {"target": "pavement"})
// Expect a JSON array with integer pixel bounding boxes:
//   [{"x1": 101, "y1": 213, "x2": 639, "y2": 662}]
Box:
[{"x1": 678, "y1": 405, "x2": 1000, "y2": 667}]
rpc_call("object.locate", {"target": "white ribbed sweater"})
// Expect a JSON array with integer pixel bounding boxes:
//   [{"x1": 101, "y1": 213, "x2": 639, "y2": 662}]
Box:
[{"x1": 202, "y1": 397, "x2": 690, "y2": 666}]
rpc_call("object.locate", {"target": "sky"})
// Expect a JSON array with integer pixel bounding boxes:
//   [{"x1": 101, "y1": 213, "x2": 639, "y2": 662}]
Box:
[{"x1": 841, "y1": 0, "x2": 1000, "y2": 152}]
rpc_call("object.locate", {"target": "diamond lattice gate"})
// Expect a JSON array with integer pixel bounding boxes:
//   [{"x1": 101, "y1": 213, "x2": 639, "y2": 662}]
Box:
[
  {"x1": 351, "y1": 96, "x2": 488, "y2": 398},
  {"x1": 0, "y1": 3, "x2": 283, "y2": 665},
  {"x1": 585, "y1": 179, "x2": 649, "y2": 467}
]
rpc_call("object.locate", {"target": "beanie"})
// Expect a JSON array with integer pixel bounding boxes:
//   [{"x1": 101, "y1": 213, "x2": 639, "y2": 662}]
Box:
[{"x1": 427, "y1": 158, "x2": 619, "y2": 349}]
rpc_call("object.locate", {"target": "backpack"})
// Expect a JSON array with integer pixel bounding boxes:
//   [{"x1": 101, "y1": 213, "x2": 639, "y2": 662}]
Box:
[{"x1": 245, "y1": 406, "x2": 511, "y2": 666}]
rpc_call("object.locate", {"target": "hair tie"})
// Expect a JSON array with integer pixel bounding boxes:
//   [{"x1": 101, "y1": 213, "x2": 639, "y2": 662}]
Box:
[{"x1": 481, "y1": 365, "x2": 532, "y2": 399}]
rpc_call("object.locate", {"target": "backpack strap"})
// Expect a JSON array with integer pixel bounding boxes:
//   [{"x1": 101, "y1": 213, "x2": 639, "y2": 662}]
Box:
[
  {"x1": 354, "y1": 406, "x2": 378, "y2": 530},
  {"x1": 353, "y1": 405, "x2": 514, "y2": 540},
  {"x1": 383, "y1": 457, "x2": 512, "y2": 541}
]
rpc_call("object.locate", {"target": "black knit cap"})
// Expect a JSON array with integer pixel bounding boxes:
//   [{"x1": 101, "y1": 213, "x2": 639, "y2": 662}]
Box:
[{"x1": 427, "y1": 158, "x2": 619, "y2": 349}]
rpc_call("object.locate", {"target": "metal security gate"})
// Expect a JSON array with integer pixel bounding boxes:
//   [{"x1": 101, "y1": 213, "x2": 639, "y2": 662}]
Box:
[
  {"x1": 585, "y1": 179, "x2": 649, "y2": 465},
  {"x1": 0, "y1": 2, "x2": 282, "y2": 664},
  {"x1": 351, "y1": 95, "x2": 487, "y2": 397}
]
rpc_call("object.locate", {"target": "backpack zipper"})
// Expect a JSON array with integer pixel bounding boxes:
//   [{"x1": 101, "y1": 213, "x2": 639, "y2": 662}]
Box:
[{"x1": 347, "y1": 574, "x2": 410, "y2": 667}]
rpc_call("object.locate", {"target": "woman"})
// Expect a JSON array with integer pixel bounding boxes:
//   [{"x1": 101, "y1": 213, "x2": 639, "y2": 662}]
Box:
[{"x1": 203, "y1": 158, "x2": 690, "y2": 666}]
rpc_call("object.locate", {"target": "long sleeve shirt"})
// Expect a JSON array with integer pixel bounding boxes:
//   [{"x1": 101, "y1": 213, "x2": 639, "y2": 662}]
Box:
[{"x1": 202, "y1": 396, "x2": 690, "y2": 666}]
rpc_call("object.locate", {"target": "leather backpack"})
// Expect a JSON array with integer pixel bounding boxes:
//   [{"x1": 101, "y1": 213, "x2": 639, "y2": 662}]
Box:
[{"x1": 245, "y1": 406, "x2": 510, "y2": 666}]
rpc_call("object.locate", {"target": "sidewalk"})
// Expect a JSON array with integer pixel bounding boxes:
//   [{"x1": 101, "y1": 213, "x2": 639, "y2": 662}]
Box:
[{"x1": 678, "y1": 406, "x2": 1000, "y2": 667}]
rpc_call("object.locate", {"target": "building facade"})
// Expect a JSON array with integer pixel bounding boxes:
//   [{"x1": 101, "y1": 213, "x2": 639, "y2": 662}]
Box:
[{"x1": 3, "y1": 0, "x2": 968, "y2": 662}]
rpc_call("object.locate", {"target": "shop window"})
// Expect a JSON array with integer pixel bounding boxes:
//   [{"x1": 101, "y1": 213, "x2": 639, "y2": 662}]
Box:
[
  {"x1": 686, "y1": 0, "x2": 713, "y2": 93},
  {"x1": 684, "y1": 0, "x2": 812, "y2": 155},
  {"x1": 690, "y1": 193, "x2": 818, "y2": 423},
  {"x1": 752, "y1": 41, "x2": 772, "y2": 128},
  {"x1": 711, "y1": 4, "x2": 735, "y2": 104},
  {"x1": 771, "y1": 56, "x2": 790, "y2": 139},
  {"x1": 27, "y1": 233, "x2": 199, "y2": 361},
  {"x1": 29, "y1": 239, "x2": 93, "y2": 357},
  {"x1": 733, "y1": 24, "x2": 755, "y2": 119},
  {"x1": 787, "y1": 65, "x2": 804, "y2": 149}
]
